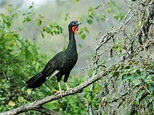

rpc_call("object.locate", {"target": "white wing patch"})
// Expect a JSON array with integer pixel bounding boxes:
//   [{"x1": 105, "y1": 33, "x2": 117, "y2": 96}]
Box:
[{"x1": 46, "y1": 70, "x2": 60, "y2": 80}]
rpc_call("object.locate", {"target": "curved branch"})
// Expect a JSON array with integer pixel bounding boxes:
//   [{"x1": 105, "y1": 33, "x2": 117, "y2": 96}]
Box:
[{"x1": 0, "y1": 65, "x2": 111, "y2": 115}]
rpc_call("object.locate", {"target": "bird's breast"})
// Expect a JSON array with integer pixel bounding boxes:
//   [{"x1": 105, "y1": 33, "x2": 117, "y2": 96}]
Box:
[{"x1": 62, "y1": 52, "x2": 78, "y2": 69}]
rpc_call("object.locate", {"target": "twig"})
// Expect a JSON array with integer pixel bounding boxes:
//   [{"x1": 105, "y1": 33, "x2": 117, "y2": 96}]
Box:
[
  {"x1": 110, "y1": 90, "x2": 130, "y2": 103},
  {"x1": 3, "y1": 71, "x2": 10, "y2": 81}
]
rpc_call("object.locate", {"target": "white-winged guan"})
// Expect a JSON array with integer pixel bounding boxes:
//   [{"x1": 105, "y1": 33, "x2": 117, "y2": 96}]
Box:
[{"x1": 26, "y1": 21, "x2": 81, "y2": 96}]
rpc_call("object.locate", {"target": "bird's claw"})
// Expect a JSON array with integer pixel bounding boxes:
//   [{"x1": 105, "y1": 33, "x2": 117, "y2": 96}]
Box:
[
  {"x1": 55, "y1": 90, "x2": 65, "y2": 97},
  {"x1": 65, "y1": 83, "x2": 74, "y2": 93},
  {"x1": 65, "y1": 87, "x2": 74, "y2": 93}
]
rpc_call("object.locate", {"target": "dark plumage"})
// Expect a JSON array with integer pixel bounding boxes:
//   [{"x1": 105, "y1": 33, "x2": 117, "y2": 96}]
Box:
[{"x1": 26, "y1": 21, "x2": 81, "y2": 95}]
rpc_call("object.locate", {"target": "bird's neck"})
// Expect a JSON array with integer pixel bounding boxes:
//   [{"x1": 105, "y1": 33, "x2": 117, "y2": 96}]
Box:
[{"x1": 66, "y1": 32, "x2": 77, "y2": 52}]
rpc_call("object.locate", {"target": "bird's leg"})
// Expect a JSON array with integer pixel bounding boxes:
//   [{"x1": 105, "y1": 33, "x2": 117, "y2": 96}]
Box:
[
  {"x1": 65, "y1": 82, "x2": 73, "y2": 92},
  {"x1": 55, "y1": 82, "x2": 64, "y2": 97}
]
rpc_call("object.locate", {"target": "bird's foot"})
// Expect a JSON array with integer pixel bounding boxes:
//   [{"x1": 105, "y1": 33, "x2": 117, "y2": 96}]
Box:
[
  {"x1": 67, "y1": 87, "x2": 73, "y2": 91},
  {"x1": 64, "y1": 83, "x2": 74, "y2": 93},
  {"x1": 55, "y1": 90, "x2": 65, "y2": 97},
  {"x1": 65, "y1": 87, "x2": 74, "y2": 93},
  {"x1": 55, "y1": 82, "x2": 65, "y2": 97}
]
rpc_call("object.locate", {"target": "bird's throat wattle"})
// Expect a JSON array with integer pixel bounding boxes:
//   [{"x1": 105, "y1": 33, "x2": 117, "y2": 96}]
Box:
[{"x1": 72, "y1": 26, "x2": 79, "y2": 34}]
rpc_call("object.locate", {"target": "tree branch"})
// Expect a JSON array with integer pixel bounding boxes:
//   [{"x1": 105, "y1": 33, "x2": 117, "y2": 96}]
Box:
[
  {"x1": 0, "y1": 72, "x2": 105, "y2": 115},
  {"x1": 0, "y1": 57, "x2": 126, "y2": 115}
]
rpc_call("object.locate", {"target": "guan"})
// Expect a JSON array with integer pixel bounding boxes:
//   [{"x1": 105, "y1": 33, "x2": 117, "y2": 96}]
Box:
[{"x1": 26, "y1": 21, "x2": 81, "y2": 96}]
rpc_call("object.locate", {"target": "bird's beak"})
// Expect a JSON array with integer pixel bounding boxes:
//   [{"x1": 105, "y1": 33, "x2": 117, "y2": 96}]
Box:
[{"x1": 76, "y1": 22, "x2": 81, "y2": 25}]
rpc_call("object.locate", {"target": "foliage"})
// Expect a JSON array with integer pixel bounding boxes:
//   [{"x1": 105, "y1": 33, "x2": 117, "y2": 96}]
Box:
[
  {"x1": 0, "y1": 3, "x2": 63, "y2": 114},
  {"x1": 89, "y1": 0, "x2": 154, "y2": 114},
  {"x1": 0, "y1": 0, "x2": 154, "y2": 115},
  {"x1": 0, "y1": 4, "x2": 40, "y2": 112}
]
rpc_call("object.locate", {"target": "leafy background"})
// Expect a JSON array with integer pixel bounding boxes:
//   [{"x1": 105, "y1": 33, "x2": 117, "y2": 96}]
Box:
[{"x1": 0, "y1": 0, "x2": 153, "y2": 115}]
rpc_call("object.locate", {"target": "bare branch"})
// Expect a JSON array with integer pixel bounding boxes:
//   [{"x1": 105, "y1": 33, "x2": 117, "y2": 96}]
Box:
[{"x1": 0, "y1": 71, "x2": 107, "y2": 115}]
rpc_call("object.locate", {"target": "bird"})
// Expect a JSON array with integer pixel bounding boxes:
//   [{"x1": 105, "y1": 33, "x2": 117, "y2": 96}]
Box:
[{"x1": 26, "y1": 21, "x2": 81, "y2": 96}]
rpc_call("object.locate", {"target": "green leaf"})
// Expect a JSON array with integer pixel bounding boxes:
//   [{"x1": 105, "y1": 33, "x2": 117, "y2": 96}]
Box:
[
  {"x1": 107, "y1": 8, "x2": 112, "y2": 13},
  {"x1": 29, "y1": 5, "x2": 33, "y2": 9},
  {"x1": 81, "y1": 34, "x2": 86, "y2": 40},
  {"x1": 37, "y1": 14, "x2": 45, "y2": 27},
  {"x1": 18, "y1": 96, "x2": 24, "y2": 103},
  {"x1": 37, "y1": 19, "x2": 42, "y2": 26},
  {"x1": 87, "y1": 19, "x2": 93, "y2": 24},
  {"x1": 25, "y1": 49, "x2": 31, "y2": 59},
  {"x1": 83, "y1": 27, "x2": 89, "y2": 33},
  {"x1": 75, "y1": 0, "x2": 80, "y2": 2},
  {"x1": 136, "y1": 90, "x2": 145, "y2": 104},
  {"x1": 65, "y1": 13, "x2": 69, "y2": 21},
  {"x1": 40, "y1": 30, "x2": 44, "y2": 38},
  {"x1": 23, "y1": 16, "x2": 31, "y2": 23},
  {"x1": 131, "y1": 74, "x2": 141, "y2": 86},
  {"x1": 100, "y1": 14, "x2": 106, "y2": 21},
  {"x1": 125, "y1": 66, "x2": 130, "y2": 69},
  {"x1": 78, "y1": 43, "x2": 82, "y2": 48},
  {"x1": 78, "y1": 30, "x2": 83, "y2": 35},
  {"x1": 8, "y1": 4, "x2": 13, "y2": 13},
  {"x1": 6, "y1": 21, "x2": 11, "y2": 28},
  {"x1": 1, "y1": 13, "x2": 6, "y2": 20},
  {"x1": 122, "y1": 73, "x2": 142, "y2": 86},
  {"x1": 113, "y1": 71, "x2": 119, "y2": 77},
  {"x1": 29, "y1": 2, "x2": 34, "y2": 9},
  {"x1": 149, "y1": 83, "x2": 154, "y2": 93},
  {"x1": 0, "y1": 97, "x2": 5, "y2": 101},
  {"x1": 113, "y1": 12, "x2": 125, "y2": 21}
]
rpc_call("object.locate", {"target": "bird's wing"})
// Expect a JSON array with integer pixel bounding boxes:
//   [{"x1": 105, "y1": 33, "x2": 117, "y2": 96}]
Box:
[{"x1": 46, "y1": 70, "x2": 59, "y2": 80}]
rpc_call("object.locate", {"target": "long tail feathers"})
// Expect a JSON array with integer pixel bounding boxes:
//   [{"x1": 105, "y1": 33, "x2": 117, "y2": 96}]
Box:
[{"x1": 26, "y1": 72, "x2": 46, "y2": 88}]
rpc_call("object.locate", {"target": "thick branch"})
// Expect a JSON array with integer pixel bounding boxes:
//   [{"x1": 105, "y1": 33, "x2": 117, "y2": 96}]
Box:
[{"x1": 0, "y1": 71, "x2": 108, "y2": 115}]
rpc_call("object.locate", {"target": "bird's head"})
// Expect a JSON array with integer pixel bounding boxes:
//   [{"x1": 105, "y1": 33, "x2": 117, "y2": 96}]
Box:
[{"x1": 68, "y1": 21, "x2": 81, "y2": 34}]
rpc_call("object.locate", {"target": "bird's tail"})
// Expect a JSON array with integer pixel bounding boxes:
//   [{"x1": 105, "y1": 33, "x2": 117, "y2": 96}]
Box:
[{"x1": 26, "y1": 72, "x2": 46, "y2": 88}]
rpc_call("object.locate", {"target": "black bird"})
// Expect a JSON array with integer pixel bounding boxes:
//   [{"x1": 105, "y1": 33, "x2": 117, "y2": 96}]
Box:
[{"x1": 26, "y1": 21, "x2": 81, "y2": 96}]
